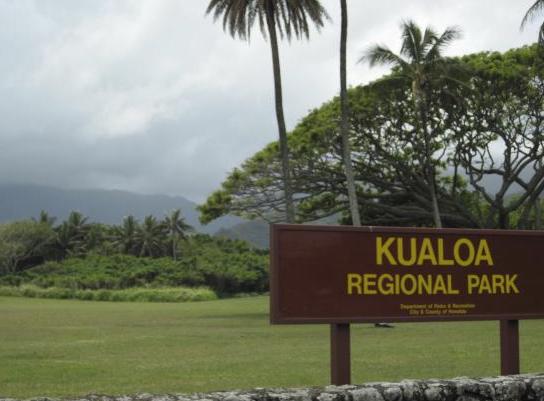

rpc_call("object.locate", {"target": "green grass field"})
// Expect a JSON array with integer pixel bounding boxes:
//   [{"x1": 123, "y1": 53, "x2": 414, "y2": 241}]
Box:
[{"x1": 1, "y1": 296, "x2": 543, "y2": 399}]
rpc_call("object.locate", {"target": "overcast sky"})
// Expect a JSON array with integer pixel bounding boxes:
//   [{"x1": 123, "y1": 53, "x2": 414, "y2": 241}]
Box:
[{"x1": 0, "y1": 0, "x2": 539, "y2": 202}]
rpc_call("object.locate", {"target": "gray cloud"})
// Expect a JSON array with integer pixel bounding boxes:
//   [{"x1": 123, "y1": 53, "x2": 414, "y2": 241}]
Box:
[{"x1": 0, "y1": 0, "x2": 539, "y2": 202}]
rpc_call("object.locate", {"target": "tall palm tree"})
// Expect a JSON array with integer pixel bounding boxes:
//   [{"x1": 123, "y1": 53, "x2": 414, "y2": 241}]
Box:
[
  {"x1": 112, "y1": 215, "x2": 139, "y2": 255},
  {"x1": 53, "y1": 211, "x2": 90, "y2": 257},
  {"x1": 33, "y1": 210, "x2": 56, "y2": 227},
  {"x1": 55, "y1": 222, "x2": 73, "y2": 259},
  {"x1": 164, "y1": 209, "x2": 193, "y2": 260},
  {"x1": 206, "y1": 0, "x2": 329, "y2": 223},
  {"x1": 54, "y1": 212, "x2": 88, "y2": 258},
  {"x1": 521, "y1": 0, "x2": 544, "y2": 45},
  {"x1": 66, "y1": 211, "x2": 89, "y2": 234},
  {"x1": 136, "y1": 215, "x2": 167, "y2": 257},
  {"x1": 338, "y1": 0, "x2": 360, "y2": 226},
  {"x1": 360, "y1": 20, "x2": 462, "y2": 228}
]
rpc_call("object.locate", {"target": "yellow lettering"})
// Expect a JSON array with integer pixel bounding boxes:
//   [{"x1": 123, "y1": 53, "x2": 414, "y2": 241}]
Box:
[
  {"x1": 417, "y1": 274, "x2": 433, "y2": 295},
  {"x1": 475, "y1": 239, "x2": 494, "y2": 266},
  {"x1": 453, "y1": 238, "x2": 475, "y2": 266},
  {"x1": 467, "y1": 275, "x2": 479, "y2": 294},
  {"x1": 447, "y1": 275, "x2": 460, "y2": 294},
  {"x1": 478, "y1": 275, "x2": 492, "y2": 294},
  {"x1": 433, "y1": 275, "x2": 447, "y2": 294},
  {"x1": 378, "y1": 274, "x2": 395, "y2": 295},
  {"x1": 376, "y1": 237, "x2": 397, "y2": 265},
  {"x1": 437, "y1": 239, "x2": 454, "y2": 266},
  {"x1": 397, "y1": 237, "x2": 417, "y2": 266},
  {"x1": 400, "y1": 274, "x2": 417, "y2": 295},
  {"x1": 417, "y1": 238, "x2": 438, "y2": 265},
  {"x1": 506, "y1": 274, "x2": 519, "y2": 294},
  {"x1": 363, "y1": 274, "x2": 377, "y2": 294},
  {"x1": 492, "y1": 274, "x2": 505, "y2": 294},
  {"x1": 395, "y1": 274, "x2": 401, "y2": 294},
  {"x1": 347, "y1": 273, "x2": 362, "y2": 295}
]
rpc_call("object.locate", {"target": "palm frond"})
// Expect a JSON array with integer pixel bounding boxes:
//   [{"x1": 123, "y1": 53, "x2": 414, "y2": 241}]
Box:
[
  {"x1": 400, "y1": 20, "x2": 423, "y2": 62},
  {"x1": 280, "y1": 0, "x2": 329, "y2": 41},
  {"x1": 206, "y1": 0, "x2": 329, "y2": 43},
  {"x1": 436, "y1": 26, "x2": 462, "y2": 47},
  {"x1": 425, "y1": 26, "x2": 461, "y2": 63},
  {"x1": 359, "y1": 45, "x2": 410, "y2": 70},
  {"x1": 421, "y1": 26, "x2": 438, "y2": 54},
  {"x1": 521, "y1": 0, "x2": 544, "y2": 29}
]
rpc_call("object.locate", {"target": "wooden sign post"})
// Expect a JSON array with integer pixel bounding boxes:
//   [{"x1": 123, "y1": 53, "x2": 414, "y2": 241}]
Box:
[
  {"x1": 500, "y1": 320, "x2": 519, "y2": 375},
  {"x1": 270, "y1": 224, "x2": 544, "y2": 383},
  {"x1": 330, "y1": 323, "x2": 350, "y2": 385}
]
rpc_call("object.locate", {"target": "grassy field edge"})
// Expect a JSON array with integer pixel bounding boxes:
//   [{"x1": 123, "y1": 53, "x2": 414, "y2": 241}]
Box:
[
  {"x1": 1, "y1": 296, "x2": 543, "y2": 399},
  {"x1": 0, "y1": 285, "x2": 218, "y2": 302}
]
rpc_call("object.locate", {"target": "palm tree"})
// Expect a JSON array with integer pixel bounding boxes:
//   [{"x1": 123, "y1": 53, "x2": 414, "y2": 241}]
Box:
[
  {"x1": 33, "y1": 210, "x2": 56, "y2": 227},
  {"x1": 163, "y1": 209, "x2": 193, "y2": 260},
  {"x1": 136, "y1": 215, "x2": 167, "y2": 257},
  {"x1": 360, "y1": 20, "x2": 462, "y2": 228},
  {"x1": 206, "y1": 0, "x2": 329, "y2": 223},
  {"x1": 54, "y1": 211, "x2": 90, "y2": 257},
  {"x1": 521, "y1": 1, "x2": 544, "y2": 45},
  {"x1": 338, "y1": 0, "x2": 360, "y2": 226},
  {"x1": 112, "y1": 215, "x2": 139, "y2": 255},
  {"x1": 66, "y1": 211, "x2": 89, "y2": 234}
]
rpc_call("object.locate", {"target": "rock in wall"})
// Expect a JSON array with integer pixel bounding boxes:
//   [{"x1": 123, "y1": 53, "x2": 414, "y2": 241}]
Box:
[{"x1": 2, "y1": 374, "x2": 544, "y2": 401}]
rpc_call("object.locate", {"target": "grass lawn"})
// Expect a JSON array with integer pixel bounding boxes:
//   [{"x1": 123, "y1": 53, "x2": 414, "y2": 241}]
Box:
[{"x1": 0, "y1": 296, "x2": 543, "y2": 398}]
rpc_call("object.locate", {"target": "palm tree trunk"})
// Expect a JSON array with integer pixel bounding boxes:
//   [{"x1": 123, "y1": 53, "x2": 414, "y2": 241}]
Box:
[
  {"x1": 265, "y1": 4, "x2": 295, "y2": 223},
  {"x1": 417, "y1": 97, "x2": 442, "y2": 228},
  {"x1": 339, "y1": 0, "x2": 361, "y2": 227},
  {"x1": 172, "y1": 235, "x2": 177, "y2": 261}
]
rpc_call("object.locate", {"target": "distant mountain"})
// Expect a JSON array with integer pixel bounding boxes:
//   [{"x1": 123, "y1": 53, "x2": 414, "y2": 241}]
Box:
[
  {"x1": 0, "y1": 183, "x2": 242, "y2": 234},
  {"x1": 214, "y1": 214, "x2": 341, "y2": 250},
  {"x1": 215, "y1": 220, "x2": 270, "y2": 249}
]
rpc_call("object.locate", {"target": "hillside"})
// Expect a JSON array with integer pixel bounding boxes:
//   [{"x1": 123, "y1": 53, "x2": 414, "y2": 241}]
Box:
[
  {"x1": 214, "y1": 214, "x2": 341, "y2": 249},
  {"x1": 215, "y1": 220, "x2": 270, "y2": 249},
  {"x1": 0, "y1": 183, "x2": 242, "y2": 234}
]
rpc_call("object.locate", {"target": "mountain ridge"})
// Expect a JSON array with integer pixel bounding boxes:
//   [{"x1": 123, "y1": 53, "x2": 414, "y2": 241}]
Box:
[{"x1": 0, "y1": 183, "x2": 242, "y2": 234}]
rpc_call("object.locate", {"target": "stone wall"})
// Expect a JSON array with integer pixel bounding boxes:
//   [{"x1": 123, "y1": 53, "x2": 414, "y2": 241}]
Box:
[{"x1": 3, "y1": 374, "x2": 544, "y2": 401}]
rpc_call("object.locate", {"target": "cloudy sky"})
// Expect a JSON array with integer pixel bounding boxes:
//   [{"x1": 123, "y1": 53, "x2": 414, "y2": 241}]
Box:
[{"x1": 0, "y1": 0, "x2": 540, "y2": 202}]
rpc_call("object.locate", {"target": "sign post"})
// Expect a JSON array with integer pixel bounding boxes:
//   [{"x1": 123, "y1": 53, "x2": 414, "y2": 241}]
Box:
[
  {"x1": 500, "y1": 320, "x2": 520, "y2": 375},
  {"x1": 330, "y1": 323, "x2": 350, "y2": 385},
  {"x1": 270, "y1": 224, "x2": 544, "y2": 383}
]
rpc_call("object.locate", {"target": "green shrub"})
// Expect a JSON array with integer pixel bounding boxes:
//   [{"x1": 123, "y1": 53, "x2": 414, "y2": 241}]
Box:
[
  {"x1": 0, "y1": 285, "x2": 217, "y2": 303},
  {"x1": 0, "y1": 234, "x2": 269, "y2": 295},
  {"x1": 0, "y1": 286, "x2": 21, "y2": 297}
]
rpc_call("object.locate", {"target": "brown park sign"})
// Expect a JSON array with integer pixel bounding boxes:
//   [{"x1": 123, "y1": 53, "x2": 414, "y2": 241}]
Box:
[{"x1": 270, "y1": 224, "x2": 544, "y2": 324}]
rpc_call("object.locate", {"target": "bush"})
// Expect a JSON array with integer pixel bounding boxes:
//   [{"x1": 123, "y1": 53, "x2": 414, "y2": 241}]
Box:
[
  {"x1": 0, "y1": 285, "x2": 217, "y2": 303},
  {"x1": 0, "y1": 234, "x2": 269, "y2": 295}
]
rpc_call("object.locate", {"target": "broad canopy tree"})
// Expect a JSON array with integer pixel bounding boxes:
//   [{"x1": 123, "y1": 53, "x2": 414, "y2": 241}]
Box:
[
  {"x1": 198, "y1": 44, "x2": 544, "y2": 231},
  {"x1": 451, "y1": 46, "x2": 544, "y2": 229},
  {"x1": 0, "y1": 221, "x2": 56, "y2": 274}
]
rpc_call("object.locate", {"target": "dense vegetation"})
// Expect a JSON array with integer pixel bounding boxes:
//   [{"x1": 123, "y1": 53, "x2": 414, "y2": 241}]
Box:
[
  {"x1": 0, "y1": 210, "x2": 269, "y2": 298},
  {"x1": 199, "y1": 45, "x2": 544, "y2": 230}
]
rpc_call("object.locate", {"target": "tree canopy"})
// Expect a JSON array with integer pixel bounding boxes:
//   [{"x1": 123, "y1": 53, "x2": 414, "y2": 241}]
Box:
[{"x1": 198, "y1": 44, "x2": 544, "y2": 230}]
